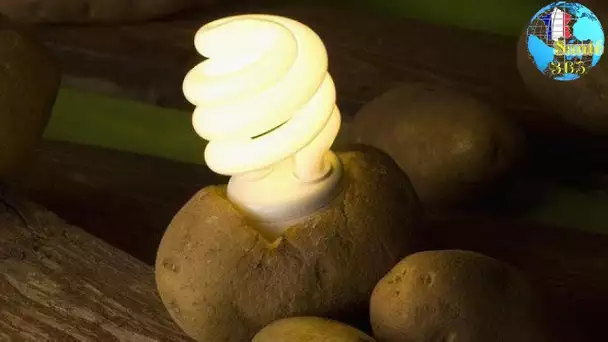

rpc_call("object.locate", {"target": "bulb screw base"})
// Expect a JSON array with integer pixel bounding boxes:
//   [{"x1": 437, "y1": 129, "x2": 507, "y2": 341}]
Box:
[{"x1": 227, "y1": 151, "x2": 343, "y2": 240}]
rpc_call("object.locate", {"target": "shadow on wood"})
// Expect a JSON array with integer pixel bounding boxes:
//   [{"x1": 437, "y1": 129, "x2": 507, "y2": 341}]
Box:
[{"x1": 19, "y1": 140, "x2": 226, "y2": 265}]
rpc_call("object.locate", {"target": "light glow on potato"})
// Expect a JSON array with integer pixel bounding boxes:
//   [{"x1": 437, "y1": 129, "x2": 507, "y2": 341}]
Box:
[{"x1": 183, "y1": 14, "x2": 343, "y2": 237}]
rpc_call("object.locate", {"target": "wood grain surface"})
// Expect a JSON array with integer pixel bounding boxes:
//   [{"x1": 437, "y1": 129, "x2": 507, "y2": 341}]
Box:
[{"x1": 0, "y1": 192, "x2": 191, "y2": 340}]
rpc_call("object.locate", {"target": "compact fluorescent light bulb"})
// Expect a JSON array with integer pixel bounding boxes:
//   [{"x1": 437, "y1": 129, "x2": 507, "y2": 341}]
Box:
[{"x1": 183, "y1": 14, "x2": 343, "y2": 239}]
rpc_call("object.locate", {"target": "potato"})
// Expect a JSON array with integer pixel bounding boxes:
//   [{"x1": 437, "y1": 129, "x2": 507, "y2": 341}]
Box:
[
  {"x1": 370, "y1": 250, "x2": 549, "y2": 342},
  {"x1": 155, "y1": 146, "x2": 419, "y2": 341},
  {"x1": 253, "y1": 317, "x2": 375, "y2": 342},
  {"x1": 515, "y1": 5, "x2": 608, "y2": 135},
  {"x1": 0, "y1": 15, "x2": 60, "y2": 180},
  {"x1": 349, "y1": 83, "x2": 524, "y2": 207},
  {"x1": 0, "y1": 0, "x2": 212, "y2": 24}
]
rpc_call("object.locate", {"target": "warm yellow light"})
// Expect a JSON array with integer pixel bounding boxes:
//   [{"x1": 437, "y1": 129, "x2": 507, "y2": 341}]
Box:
[{"x1": 183, "y1": 14, "x2": 342, "y2": 239}]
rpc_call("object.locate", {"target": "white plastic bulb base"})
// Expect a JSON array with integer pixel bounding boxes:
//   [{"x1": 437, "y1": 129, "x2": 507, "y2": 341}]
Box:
[{"x1": 227, "y1": 151, "x2": 343, "y2": 241}]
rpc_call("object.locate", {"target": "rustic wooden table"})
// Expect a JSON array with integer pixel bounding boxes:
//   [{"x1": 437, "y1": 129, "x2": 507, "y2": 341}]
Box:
[{"x1": 11, "y1": 3, "x2": 608, "y2": 341}]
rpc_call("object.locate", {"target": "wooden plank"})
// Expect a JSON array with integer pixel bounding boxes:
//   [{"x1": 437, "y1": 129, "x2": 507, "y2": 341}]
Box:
[
  {"x1": 16, "y1": 140, "x2": 608, "y2": 341},
  {"x1": 34, "y1": 3, "x2": 608, "y2": 169},
  {"x1": 0, "y1": 192, "x2": 191, "y2": 340},
  {"x1": 35, "y1": 4, "x2": 542, "y2": 122}
]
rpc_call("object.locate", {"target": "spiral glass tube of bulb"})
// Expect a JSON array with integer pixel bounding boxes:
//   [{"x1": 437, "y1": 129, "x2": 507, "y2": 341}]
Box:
[{"x1": 183, "y1": 14, "x2": 343, "y2": 239}]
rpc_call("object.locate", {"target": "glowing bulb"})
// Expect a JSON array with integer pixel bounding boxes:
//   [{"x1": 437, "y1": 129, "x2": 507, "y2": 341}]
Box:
[{"x1": 183, "y1": 14, "x2": 343, "y2": 239}]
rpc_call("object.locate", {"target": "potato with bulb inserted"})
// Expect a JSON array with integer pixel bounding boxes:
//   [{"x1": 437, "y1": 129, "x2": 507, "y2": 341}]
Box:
[
  {"x1": 155, "y1": 146, "x2": 419, "y2": 341},
  {"x1": 252, "y1": 316, "x2": 375, "y2": 342},
  {"x1": 349, "y1": 83, "x2": 524, "y2": 207},
  {"x1": 0, "y1": 15, "x2": 60, "y2": 180},
  {"x1": 370, "y1": 250, "x2": 549, "y2": 342}
]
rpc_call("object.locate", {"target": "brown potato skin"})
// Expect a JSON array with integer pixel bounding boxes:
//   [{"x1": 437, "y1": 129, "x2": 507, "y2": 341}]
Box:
[
  {"x1": 350, "y1": 83, "x2": 523, "y2": 207},
  {"x1": 253, "y1": 317, "x2": 375, "y2": 342},
  {"x1": 370, "y1": 250, "x2": 549, "y2": 342},
  {"x1": 155, "y1": 146, "x2": 419, "y2": 341},
  {"x1": 0, "y1": 16, "x2": 60, "y2": 180},
  {"x1": 515, "y1": 4, "x2": 608, "y2": 135}
]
